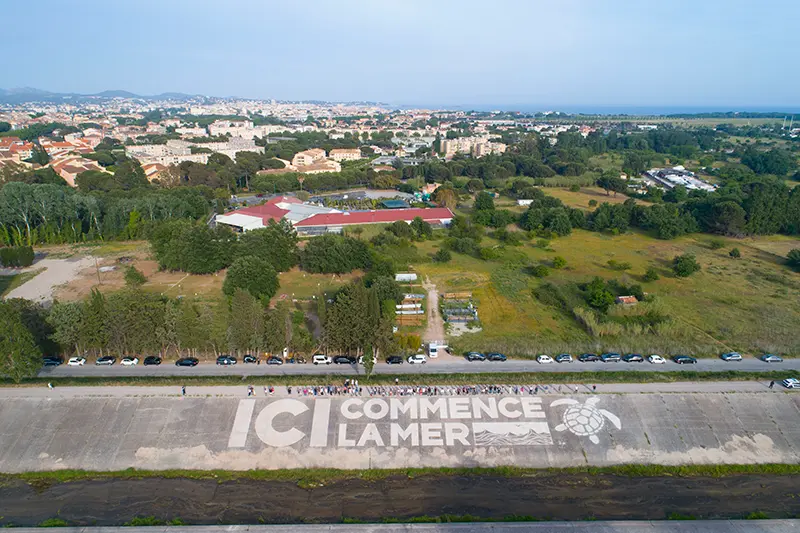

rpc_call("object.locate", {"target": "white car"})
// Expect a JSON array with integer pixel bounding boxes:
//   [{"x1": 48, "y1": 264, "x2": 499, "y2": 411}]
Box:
[
  {"x1": 782, "y1": 378, "x2": 800, "y2": 389},
  {"x1": 120, "y1": 357, "x2": 139, "y2": 366},
  {"x1": 312, "y1": 354, "x2": 332, "y2": 365},
  {"x1": 407, "y1": 354, "x2": 427, "y2": 364},
  {"x1": 536, "y1": 355, "x2": 553, "y2": 364},
  {"x1": 647, "y1": 354, "x2": 666, "y2": 364},
  {"x1": 67, "y1": 357, "x2": 86, "y2": 366}
]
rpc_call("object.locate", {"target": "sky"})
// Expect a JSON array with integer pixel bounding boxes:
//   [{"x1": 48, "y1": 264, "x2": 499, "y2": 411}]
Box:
[{"x1": 3, "y1": 0, "x2": 799, "y2": 110}]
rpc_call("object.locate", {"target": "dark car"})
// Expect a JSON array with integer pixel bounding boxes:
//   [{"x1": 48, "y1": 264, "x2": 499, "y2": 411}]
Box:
[
  {"x1": 143, "y1": 356, "x2": 162, "y2": 366},
  {"x1": 42, "y1": 356, "x2": 63, "y2": 366},
  {"x1": 465, "y1": 352, "x2": 486, "y2": 362},
  {"x1": 600, "y1": 352, "x2": 621, "y2": 363},
  {"x1": 266, "y1": 356, "x2": 284, "y2": 365},
  {"x1": 216, "y1": 355, "x2": 237, "y2": 365},
  {"x1": 95, "y1": 356, "x2": 116, "y2": 366},
  {"x1": 175, "y1": 357, "x2": 199, "y2": 367},
  {"x1": 622, "y1": 353, "x2": 644, "y2": 363},
  {"x1": 333, "y1": 356, "x2": 354, "y2": 364},
  {"x1": 387, "y1": 355, "x2": 404, "y2": 365},
  {"x1": 578, "y1": 353, "x2": 600, "y2": 362},
  {"x1": 243, "y1": 354, "x2": 257, "y2": 364},
  {"x1": 486, "y1": 352, "x2": 507, "y2": 362},
  {"x1": 672, "y1": 355, "x2": 697, "y2": 365},
  {"x1": 555, "y1": 353, "x2": 573, "y2": 363}
]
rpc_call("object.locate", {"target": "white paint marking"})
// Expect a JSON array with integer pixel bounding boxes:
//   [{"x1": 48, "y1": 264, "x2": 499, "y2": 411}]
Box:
[
  {"x1": 310, "y1": 398, "x2": 331, "y2": 447},
  {"x1": 227, "y1": 399, "x2": 256, "y2": 448}
]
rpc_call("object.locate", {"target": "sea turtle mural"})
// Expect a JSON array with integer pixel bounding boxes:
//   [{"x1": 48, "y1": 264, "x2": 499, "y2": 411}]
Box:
[{"x1": 550, "y1": 397, "x2": 621, "y2": 444}]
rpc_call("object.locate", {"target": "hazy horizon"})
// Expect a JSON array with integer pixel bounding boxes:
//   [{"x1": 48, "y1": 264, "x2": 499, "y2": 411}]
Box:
[{"x1": 3, "y1": 0, "x2": 799, "y2": 109}]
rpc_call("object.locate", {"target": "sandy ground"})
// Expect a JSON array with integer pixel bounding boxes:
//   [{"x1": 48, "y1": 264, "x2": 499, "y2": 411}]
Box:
[
  {"x1": 3, "y1": 256, "x2": 96, "y2": 305},
  {"x1": 422, "y1": 277, "x2": 445, "y2": 343}
]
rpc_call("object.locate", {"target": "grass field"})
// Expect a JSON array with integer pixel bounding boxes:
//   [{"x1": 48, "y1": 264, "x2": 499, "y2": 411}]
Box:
[{"x1": 414, "y1": 221, "x2": 800, "y2": 356}]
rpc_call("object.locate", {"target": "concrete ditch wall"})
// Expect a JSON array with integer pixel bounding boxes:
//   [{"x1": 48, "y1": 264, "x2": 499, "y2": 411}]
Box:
[{"x1": 0, "y1": 392, "x2": 798, "y2": 472}]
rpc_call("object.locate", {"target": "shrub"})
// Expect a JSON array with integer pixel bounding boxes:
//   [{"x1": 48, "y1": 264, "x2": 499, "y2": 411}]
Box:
[
  {"x1": 672, "y1": 253, "x2": 701, "y2": 277},
  {"x1": 552, "y1": 256, "x2": 567, "y2": 269},
  {"x1": 479, "y1": 247, "x2": 500, "y2": 261},
  {"x1": 787, "y1": 249, "x2": 800, "y2": 271},
  {"x1": 535, "y1": 238, "x2": 551, "y2": 249},
  {"x1": 708, "y1": 238, "x2": 725, "y2": 250},
  {"x1": 531, "y1": 264, "x2": 550, "y2": 278},
  {"x1": 0, "y1": 246, "x2": 35, "y2": 267},
  {"x1": 729, "y1": 247, "x2": 741, "y2": 259},
  {"x1": 588, "y1": 199, "x2": 598, "y2": 207},
  {"x1": 433, "y1": 248, "x2": 452, "y2": 263},
  {"x1": 124, "y1": 265, "x2": 147, "y2": 287},
  {"x1": 607, "y1": 259, "x2": 632, "y2": 271},
  {"x1": 643, "y1": 267, "x2": 660, "y2": 282},
  {"x1": 569, "y1": 184, "x2": 581, "y2": 192}
]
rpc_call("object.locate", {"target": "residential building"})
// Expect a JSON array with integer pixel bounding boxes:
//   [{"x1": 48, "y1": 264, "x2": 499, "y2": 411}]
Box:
[
  {"x1": 328, "y1": 148, "x2": 362, "y2": 162},
  {"x1": 50, "y1": 155, "x2": 107, "y2": 187},
  {"x1": 292, "y1": 148, "x2": 327, "y2": 167}
]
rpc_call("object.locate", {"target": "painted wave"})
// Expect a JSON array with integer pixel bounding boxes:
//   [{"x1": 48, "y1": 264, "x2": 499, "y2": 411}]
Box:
[{"x1": 473, "y1": 429, "x2": 554, "y2": 446}]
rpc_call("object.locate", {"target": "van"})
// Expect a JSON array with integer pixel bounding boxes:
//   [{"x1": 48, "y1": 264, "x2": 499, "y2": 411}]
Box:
[
  {"x1": 312, "y1": 354, "x2": 332, "y2": 365},
  {"x1": 427, "y1": 342, "x2": 447, "y2": 358}
]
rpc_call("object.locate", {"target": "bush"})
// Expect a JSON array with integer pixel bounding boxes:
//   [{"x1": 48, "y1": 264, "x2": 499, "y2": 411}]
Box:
[
  {"x1": 588, "y1": 199, "x2": 598, "y2": 207},
  {"x1": 531, "y1": 264, "x2": 550, "y2": 278},
  {"x1": 787, "y1": 249, "x2": 800, "y2": 271},
  {"x1": 552, "y1": 256, "x2": 567, "y2": 269},
  {"x1": 643, "y1": 267, "x2": 660, "y2": 282},
  {"x1": 0, "y1": 246, "x2": 35, "y2": 267},
  {"x1": 433, "y1": 248, "x2": 452, "y2": 263},
  {"x1": 729, "y1": 247, "x2": 741, "y2": 259},
  {"x1": 569, "y1": 184, "x2": 581, "y2": 192},
  {"x1": 708, "y1": 238, "x2": 725, "y2": 250},
  {"x1": 479, "y1": 247, "x2": 500, "y2": 261},
  {"x1": 124, "y1": 266, "x2": 147, "y2": 287},
  {"x1": 607, "y1": 259, "x2": 632, "y2": 271},
  {"x1": 672, "y1": 253, "x2": 701, "y2": 277}
]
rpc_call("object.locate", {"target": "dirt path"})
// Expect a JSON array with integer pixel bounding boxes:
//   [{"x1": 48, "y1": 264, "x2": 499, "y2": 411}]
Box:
[
  {"x1": 3, "y1": 256, "x2": 96, "y2": 305},
  {"x1": 1, "y1": 474, "x2": 798, "y2": 525},
  {"x1": 422, "y1": 276, "x2": 445, "y2": 343}
]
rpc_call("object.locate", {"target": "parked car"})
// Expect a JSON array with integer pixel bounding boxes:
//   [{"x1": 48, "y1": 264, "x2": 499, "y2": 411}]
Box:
[
  {"x1": 243, "y1": 354, "x2": 258, "y2": 364},
  {"x1": 536, "y1": 354, "x2": 554, "y2": 364},
  {"x1": 761, "y1": 354, "x2": 783, "y2": 363},
  {"x1": 386, "y1": 355, "x2": 404, "y2": 365},
  {"x1": 487, "y1": 352, "x2": 507, "y2": 362},
  {"x1": 333, "y1": 355, "x2": 355, "y2": 364},
  {"x1": 287, "y1": 356, "x2": 306, "y2": 364},
  {"x1": 465, "y1": 352, "x2": 486, "y2": 362},
  {"x1": 555, "y1": 353, "x2": 573, "y2": 363},
  {"x1": 96, "y1": 356, "x2": 116, "y2": 366},
  {"x1": 672, "y1": 355, "x2": 697, "y2": 365},
  {"x1": 578, "y1": 353, "x2": 600, "y2": 362},
  {"x1": 175, "y1": 357, "x2": 199, "y2": 367},
  {"x1": 647, "y1": 354, "x2": 666, "y2": 364},
  {"x1": 120, "y1": 357, "x2": 139, "y2": 366},
  {"x1": 266, "y1": 356, "x2": 284, "y2": 365},
  {"x1": 407, "y1": 353, "x2": 427, "y2": 364},
  {"x1": 600, "y1": 352, "x2": 621, "y2": 363},
  {"x1": 216, "y1": 355, "x2": 237, "y2": 365},
  {"x1": 622, "y1": 353, "x2": 644, "y2": 363},
  {"x1": 312, "y1": 354, "x2": 332, "y2": 365},
  {"x1": 143, "y1": 356, "x2": 162, "y2": 366},
  {"x1": 67, "y1": 356, "x2": 86, "y2": 366},
  {"x1": 781, "y1": 378, "x2": 800, "y2": 389},
  {"x1": 721, "y1": 352, "x2": 742, "y2": 361},
  {"x1": 42, "y1": 356, "x2": 63, "y2": 366}
]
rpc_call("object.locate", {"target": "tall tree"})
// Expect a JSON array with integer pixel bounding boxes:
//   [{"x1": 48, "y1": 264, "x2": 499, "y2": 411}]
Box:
[{"x1": 0, "y1": 302, "x2": 41, "y2": 382}]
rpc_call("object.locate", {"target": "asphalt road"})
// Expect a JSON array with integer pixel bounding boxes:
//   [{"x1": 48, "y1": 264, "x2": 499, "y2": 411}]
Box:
[{"x1": 38, "y1": 356, "x2": 800, "y2": 378}]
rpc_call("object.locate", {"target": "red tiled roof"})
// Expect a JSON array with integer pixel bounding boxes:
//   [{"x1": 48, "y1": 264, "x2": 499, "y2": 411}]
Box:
[
  {"x1": 295, "y1": 207, "x2": 453, "y2": 227},
  {"x1": 232, "y1": 197, "x2": 291, "y2": 225}
]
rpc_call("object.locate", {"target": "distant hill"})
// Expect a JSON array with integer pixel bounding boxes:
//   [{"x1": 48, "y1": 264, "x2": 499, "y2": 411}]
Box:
[{"x1": 0, "y1": 87, "x2": 203, "y2": 104}]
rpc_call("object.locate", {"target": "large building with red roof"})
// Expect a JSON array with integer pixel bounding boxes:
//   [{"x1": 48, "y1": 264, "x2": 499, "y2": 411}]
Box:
[{"x1": 215, "y1": 196, "x2": 453, "y2": 235}]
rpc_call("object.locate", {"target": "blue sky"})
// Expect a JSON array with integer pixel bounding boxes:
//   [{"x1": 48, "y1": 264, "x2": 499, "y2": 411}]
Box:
[{"x1": 3, "y1": 0, "x2": 798, "y2": 109}]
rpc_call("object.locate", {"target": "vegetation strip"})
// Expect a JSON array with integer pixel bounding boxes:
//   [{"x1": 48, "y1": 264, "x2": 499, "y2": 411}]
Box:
[
  {"x1": 7, "y1": 464, "x2": 800, "y2": 489},
  {"x1": 7, "y1": 369, "x2": 798, "y2": 388}
]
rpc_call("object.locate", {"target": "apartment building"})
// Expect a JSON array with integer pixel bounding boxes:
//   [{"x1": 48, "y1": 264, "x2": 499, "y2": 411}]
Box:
[
  {"x1": 292, "y1": 148, "x2": 327, "y2": 167},
  {"x1": 328, "y1": 148, "x2": 362, "y2": 162}
]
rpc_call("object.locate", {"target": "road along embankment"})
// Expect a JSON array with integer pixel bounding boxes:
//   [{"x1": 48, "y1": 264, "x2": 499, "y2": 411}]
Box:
[{"x1": 0, "y1": 391, "x2": 798, "y2": 472}]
